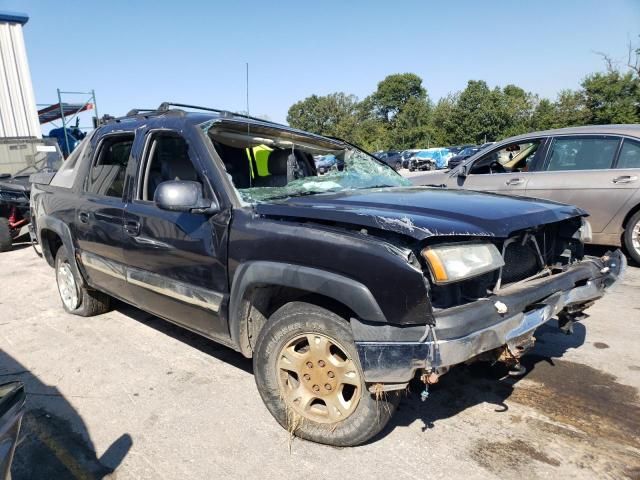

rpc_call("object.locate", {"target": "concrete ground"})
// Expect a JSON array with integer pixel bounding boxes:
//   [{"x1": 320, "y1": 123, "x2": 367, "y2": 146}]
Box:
[{"x1": 0, "y1": 241, "x2": 639, "y2": 480}]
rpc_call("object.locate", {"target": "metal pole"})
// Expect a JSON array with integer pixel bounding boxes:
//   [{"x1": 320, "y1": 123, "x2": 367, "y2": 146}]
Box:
[
  {"x1": 91, "y1": 89, "x2": 99, "y2": 126},
  {"x1": 245, "y1": 63, "x2": 250, "y2": 116},
  {"x1": 57, "y1": 88, "x2": 70, "y2": 156}
]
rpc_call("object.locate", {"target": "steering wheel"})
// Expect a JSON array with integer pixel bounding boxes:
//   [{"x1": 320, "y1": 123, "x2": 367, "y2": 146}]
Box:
[{"x1": 489, "y1": 161, "x2": 506, "y2": 174}]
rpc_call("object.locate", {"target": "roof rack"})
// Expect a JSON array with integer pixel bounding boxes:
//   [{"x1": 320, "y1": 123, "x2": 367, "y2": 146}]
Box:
[
  {"x1": 156, "y1": 102, "x2": 284, "y2": 126},
  {"x1": 107, "y1": 102, "x2": 284, "y2": 127}
]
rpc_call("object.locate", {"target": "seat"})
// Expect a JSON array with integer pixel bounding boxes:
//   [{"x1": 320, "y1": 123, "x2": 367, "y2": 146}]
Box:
[
  {"x1": 252, "y1": 149, "x2": 290, "y2": 187},
  {"x1": 147, "y1": 137, "x2": 199, "y2": 200}
]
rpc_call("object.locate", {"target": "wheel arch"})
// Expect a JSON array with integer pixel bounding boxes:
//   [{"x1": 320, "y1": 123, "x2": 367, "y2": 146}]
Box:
[
  {"x1": 37, "y1": 216, "x2": 86, "y2": 286},
  {"x1": 228, "y1": 261, "x2": 387, "y2": 357},
  {"x1": 622, "y1": 202, "x2": 640, "y2": 231}
]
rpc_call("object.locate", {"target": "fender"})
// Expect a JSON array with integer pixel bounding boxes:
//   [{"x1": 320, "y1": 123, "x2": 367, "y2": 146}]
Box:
[
  {"x1": 228, "y1": 261, "x2": 387, "y2": 353},
  {"x1": 37, "y1": 215, "x2": 86, "y2": 287}
]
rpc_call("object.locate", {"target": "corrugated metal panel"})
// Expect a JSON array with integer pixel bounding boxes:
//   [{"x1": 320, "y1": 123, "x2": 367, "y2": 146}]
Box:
[{"x1": 0, "y1": 17, "x2": 40, "y2": 139}]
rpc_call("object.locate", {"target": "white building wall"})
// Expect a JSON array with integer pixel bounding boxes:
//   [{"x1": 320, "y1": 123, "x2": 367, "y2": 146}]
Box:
[{"x1": 0, "y1": 19, "x2": 40, "y2": 138}]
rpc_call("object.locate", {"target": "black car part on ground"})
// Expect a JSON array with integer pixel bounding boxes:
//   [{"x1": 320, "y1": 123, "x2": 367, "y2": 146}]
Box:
[{"x1": 0, "y1": 382, "x2": 26, "y2": 480}]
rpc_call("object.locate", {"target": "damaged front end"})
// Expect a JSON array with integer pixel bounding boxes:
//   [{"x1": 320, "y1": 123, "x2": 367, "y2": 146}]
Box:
[{"x1": 354, "y1": 217, "x2": 626, "y2": 392}]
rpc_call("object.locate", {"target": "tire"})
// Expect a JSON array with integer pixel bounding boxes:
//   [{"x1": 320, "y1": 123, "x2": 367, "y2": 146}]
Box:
[
  {"x1": 409, "y1": 167, "x2": 415, "y2": 172},
  {"x1": 395, "y1": 161, "x2": 401, "y2": 171},
  {"x1": 0, "y1": 218, "x2": 11, "y2": 252},
  {"x1": 623, "y1": 210, "x2": 640, "y2": 265},
  {"x1": 55, "y1": 246, "x2": 111, "y2": 316},
  {"x1": 253, "y1": 302, "x2": 400, "y2": 446}
]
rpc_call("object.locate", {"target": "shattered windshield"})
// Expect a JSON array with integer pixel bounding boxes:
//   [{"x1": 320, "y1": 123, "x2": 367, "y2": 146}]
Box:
[{"x1": 202, "y1": 120, "x2": 410, "y2": 203}]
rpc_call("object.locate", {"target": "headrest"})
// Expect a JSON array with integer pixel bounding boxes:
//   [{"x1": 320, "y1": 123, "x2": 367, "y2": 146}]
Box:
[{"x1": 267, "y1": 149, "x2": 291, "y2": 176}]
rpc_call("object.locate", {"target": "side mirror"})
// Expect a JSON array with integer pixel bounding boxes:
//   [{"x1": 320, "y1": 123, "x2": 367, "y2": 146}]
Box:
[
  {"x1": 154, "y1": 180, "x2": 219, "y2": 214},
  {"x1": 458, "y1": 163, "x2": 469, "y2": 178}
]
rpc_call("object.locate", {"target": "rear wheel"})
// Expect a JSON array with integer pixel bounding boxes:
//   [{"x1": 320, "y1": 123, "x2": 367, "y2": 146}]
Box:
[
  {"x1": 55, "y1": 246, "x2": 111, "y2": 316},
  {"x1": 623, "y1": 211, "x2": 640, "y2": 264},
  {"x1": 0, "y1": 218, "x2": 11, "y2": 252},
  {"x1": 253, "y1": 302, "x2": 399, "y2": 446}
]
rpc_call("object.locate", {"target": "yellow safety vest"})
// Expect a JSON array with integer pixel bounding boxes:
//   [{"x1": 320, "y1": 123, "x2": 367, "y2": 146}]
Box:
[{"x1": 246, "y1": 145, "x2": 273, "y2": 179}]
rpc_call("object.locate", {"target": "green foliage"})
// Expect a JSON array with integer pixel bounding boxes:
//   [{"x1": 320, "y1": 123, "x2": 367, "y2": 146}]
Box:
[
  {"x1": 582, "y1": 71, "x2": 640, "y2": 124},
  {"x1": 286, "y1": 49, "x2": 640, "y2": 149}
]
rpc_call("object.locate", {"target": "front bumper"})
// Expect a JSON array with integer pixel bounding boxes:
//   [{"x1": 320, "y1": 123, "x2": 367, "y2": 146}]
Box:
[{"x1": 355, "y1": 250, "x2": 626, "y2": 384}]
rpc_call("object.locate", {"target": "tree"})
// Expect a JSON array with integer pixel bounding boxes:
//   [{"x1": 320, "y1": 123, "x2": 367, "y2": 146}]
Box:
[
  {"x1": 530, "y1": 98, "x2": 557, "y2": 130},
  {"x1": 286, "y1": 92, "x2": 359, "y2": 137},
  {"x1": 581, "y1": 71, "x2": 640, "y2": 124},
  {"x1": 371, "y1": 73, "x2": 427, "y2": 122}
]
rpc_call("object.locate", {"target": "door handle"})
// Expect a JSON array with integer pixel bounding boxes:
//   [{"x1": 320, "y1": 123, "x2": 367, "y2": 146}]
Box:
[
  {"x1": 123, "y1": 220, "x2": 140, "y2": 236},
  {"x1": 78, "y1": 211, "x2": 90, "y2": 224},
  {"x1": 612, "y1": 175, "x2": 638, "y2": 184},
  {"x1": 506, "y1": 178, "x2": 524, "y2": 186}
]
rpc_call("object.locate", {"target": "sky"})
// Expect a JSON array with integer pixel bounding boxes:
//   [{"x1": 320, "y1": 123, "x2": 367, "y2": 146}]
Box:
[{"x1": 2, "y1": 0, "x2": 640, "y2": 130}]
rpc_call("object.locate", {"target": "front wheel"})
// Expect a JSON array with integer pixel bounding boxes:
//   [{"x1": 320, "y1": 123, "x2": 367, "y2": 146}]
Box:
[
  {"x1": 623, "y1": 211, "x2": 640, "y2": 264},
  {"x1": 253, "y1": 302, "x2": 399, "y2": 446}
]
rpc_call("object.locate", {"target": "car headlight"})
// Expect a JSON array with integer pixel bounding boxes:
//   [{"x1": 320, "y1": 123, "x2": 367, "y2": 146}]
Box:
[
  {"x1": 421, "y1": 243, "x2": 504, "y2": 284},
  {"x1": 579, "y1": 218, "x2": 592, "y2": 243}
]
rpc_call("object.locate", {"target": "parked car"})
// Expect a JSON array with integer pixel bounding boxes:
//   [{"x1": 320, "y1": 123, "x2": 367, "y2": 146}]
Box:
[
  {"x1": 30, "y1": 104, "x2": 624, "y2": 446},
  {"x1": 401, "y1": 149, "x2": 420, "y2": 169},
  {"x1": 447, "y1": 144, "x2": 475, "y2": 156},
  {"x1": 448, "y1": 146, "x2": 481, "y2": 169},
  {"x1": 409, "y1": 148, "x2": 451, "y2": 171},
  {"x1": 413, "y1": 125, "x2": 640, "y2": 263},
  {"x1": 373, "y1": 150, "x2": 403, "y2": 170},
  {"x1": 0, "y1": 382, "x2": 25, "y2": 480},
  {"x1": 315, "y1": 154, "x2": 337, "y2": 174},
  {"x1": 0, "y1": 140, "x2": 63, "y2": 251}
]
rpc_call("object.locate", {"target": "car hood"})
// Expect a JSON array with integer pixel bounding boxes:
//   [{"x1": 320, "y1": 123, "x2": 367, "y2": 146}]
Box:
[{"x1": 255, "y1": 187, "x2": 585, "y2": 241}]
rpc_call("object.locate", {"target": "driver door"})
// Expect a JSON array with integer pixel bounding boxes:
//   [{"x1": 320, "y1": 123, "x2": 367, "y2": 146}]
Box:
[
  {"x1": 446, "y1": 138, "x2": 549, "y2": 196},
  {"x1": 122, "y1": 129, "x2": 230, "y2": 338}
]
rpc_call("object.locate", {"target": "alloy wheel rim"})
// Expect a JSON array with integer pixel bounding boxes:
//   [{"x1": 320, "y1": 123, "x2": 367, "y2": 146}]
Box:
[
  {"x1": 57, "y1": 262, "x2": 78, "y2": 310},
  {"x1": 632, "y1": 219, "x2": 640, "y2": 253},
  {"x1": 277, "y1": 333, "x2": 361, "y2": 424}
]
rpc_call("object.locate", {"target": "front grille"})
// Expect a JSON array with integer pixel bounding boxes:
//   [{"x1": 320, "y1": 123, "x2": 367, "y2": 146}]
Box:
[{"x1": 501, "y1": 240, "x2": 541, "y2": 284}]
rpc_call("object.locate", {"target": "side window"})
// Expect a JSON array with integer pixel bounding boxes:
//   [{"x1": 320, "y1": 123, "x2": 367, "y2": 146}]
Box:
[
  {"x1": 545, "y1": 137, "x2": 619, "y2": 171},
  {"x1": 469, "y1": 140, "x2": 542, "y2": 175},
  {"x1": 85, "y1": 135, "x2": 134, "y2": 197},
  {"x1": 616, "y1": 139, "x2": 640, "y2": 169},
  {"x1": 139, "y1": 133, "x2": 203, "y2": 201},
  {"x1": 50, "y1": 135, "x2": 92, "y2": 188}
]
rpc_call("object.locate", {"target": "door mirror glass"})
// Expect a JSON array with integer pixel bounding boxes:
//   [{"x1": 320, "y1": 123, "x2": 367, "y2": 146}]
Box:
[{"x1": 154, "y1": 180, "x2": 218, "y2": 214}]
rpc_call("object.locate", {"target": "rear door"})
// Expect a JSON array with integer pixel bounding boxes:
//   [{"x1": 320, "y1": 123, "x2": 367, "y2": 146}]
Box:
[
  {"x1": 122, "y1": 127, "x2": 230, "y2": 338},
  {"x1": 74, "y1": 132, "x2": 134, "y2": 299},
  {"x1": 524, "y1": 135, "x2": 633, "y2": 233}
]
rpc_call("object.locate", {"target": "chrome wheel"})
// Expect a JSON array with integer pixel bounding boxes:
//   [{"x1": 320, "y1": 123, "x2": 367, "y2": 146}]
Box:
[
  {"x1": 57, "y1": 262, "x2": 79, "y2": 310},
  {"x1": 633, "y1": 219, "x2": 640, "y2": 254},
  {"x1": 277, "y1": 333, "x2": 361, "y2": 424}
]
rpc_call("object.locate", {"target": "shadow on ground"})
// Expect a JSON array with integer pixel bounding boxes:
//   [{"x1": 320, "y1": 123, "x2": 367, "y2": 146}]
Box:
[
  {"x1": 114, "y1": 301, "x2": 253, "y2": 375},
  {"x1": 0, "y1": 350, "x2": 131, "y2": 479}
]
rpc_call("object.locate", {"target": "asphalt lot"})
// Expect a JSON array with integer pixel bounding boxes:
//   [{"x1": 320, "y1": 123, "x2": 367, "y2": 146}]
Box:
[{"x1": 1, "y1": 241, "x2": 639, "y2": 479}]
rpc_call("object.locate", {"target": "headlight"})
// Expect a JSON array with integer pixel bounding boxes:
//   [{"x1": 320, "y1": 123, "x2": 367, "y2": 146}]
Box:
[
  {"x1": 421, "y1": 243, "x2": 504, "y2": 284},
  {"x1": 579, "y1": 218, "x2": 592, "y2": 243}
]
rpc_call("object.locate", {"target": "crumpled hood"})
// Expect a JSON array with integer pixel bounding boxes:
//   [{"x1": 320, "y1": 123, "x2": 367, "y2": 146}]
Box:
[{"x1": 255, "y1": 187, "x2": 585, "y2": 240}]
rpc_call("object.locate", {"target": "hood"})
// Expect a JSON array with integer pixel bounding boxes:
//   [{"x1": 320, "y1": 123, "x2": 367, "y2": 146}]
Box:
[
  {"x1": 255, "y1": 187, "x2": 585, "y2": 241},
  {"x1": 0, "y1": 176, "x2": 30, "y2": 192}
]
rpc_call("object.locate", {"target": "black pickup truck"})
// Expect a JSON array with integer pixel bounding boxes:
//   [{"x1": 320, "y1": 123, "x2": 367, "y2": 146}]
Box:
[{"x1": 30, "y1": 103, "x2": 625, "y2": 446}]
